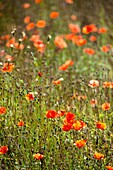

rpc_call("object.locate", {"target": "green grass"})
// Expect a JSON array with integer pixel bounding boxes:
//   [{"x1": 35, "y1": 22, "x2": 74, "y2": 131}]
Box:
[{"x1": 0, "y1": 1, "x2": 113, "y2": 169}]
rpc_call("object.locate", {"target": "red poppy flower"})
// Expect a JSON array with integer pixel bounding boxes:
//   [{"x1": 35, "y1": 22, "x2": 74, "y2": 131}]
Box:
[
  {"x1": 83, "y1": 48, "x2": 95, "y2": 55},
  {"x1": 82, "y1": 24, "x2": 97, "y2": 34},
  {"x1": 0, "y1": 146, "x2": 8, "y2": 154},
  {"x1": 35, "y1": 0, "x2": 43, "y2": 4},
  {"x1": 98, "y1": 27, "x2": 107, "y2": 34},
  {"x1": 101, "y1": 45, "x2": 111, "y2": 53},
  {"x1": 75, "y1": 139, "x2": 87, "y2": 148},
  {"x1": 17, "y1": 121, "x2": 24, "y2": 126},
  {"x1": 69, "y1": 23, "x2": 80, "y2": 34},
  {"x1": 102, "y1": 102, "x2": 110, "y2": 111},
  {"x1": 50, "y1": 11, "x2": 59, "y2": 19},
  {"x1": 59, "y1": 59, "x2": 74, "y2": 71},
  {"x1": 26, "y1": 93, "x2": 35, "y2": 101},
  {"x1": 26, "y1": 22, "x2": 35, "y2": 31},
  {"x1": 36, "y1": 20, "x2": 46, "y2": 28},
  {"x1": 0, "y1": 106, "x2": 6, "y2": 115},
  {"x1": 23, "y1": 3, "x2": 30, "y2": 9},
  {"x1": 33, "y1": 153, "x2": 44, "y2": 160},
  {"x1": 62, "y1": 124, "x2": 72, "y2": 131},
  {"x1": 24, "y1": 16, "x2": 31, "y2": 24},
  {"x1": 95, "y1": 122, "x2": 106, "y2": 130},
  {"x1": 89, "y1": 35, "x2": 97, "y2": 42},
  {"x1": 1, "y1": 63, "x2": 14, "y2": 73},
  {"x1": 46, "y1": 110, "x2": 58, "y2": 118},
  {"x1": 74, "y1": 38, "x2": 87, "y2": 46},
  {"x1": 106, "y1": 166, "x2": 113, "y2": 170},
  {"x1": 54, "y1": 36, "x2": 67, "y2": 49},
  {"x1": 94, "y1": 152, "x2": 104, "y2": 160},
  {"x1": 90, "y1": 99, "x2": 97, "y2": 107},
  {"x1": 88, "y1": 80, "x2": 99, "y2": 88},
  {"x1": 73, "y1": 120, "x2": 86, "y2": 130}
]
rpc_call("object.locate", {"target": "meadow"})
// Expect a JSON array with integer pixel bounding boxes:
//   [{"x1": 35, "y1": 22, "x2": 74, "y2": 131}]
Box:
[{"x1": 0, "y1": 0, "x2": 113, "y2": 169}]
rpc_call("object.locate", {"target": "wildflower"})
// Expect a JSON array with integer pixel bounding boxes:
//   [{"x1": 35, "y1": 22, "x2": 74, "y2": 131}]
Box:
[
  {"x1": 101, "y1": 45, "x2": 111, "y2": 53},
  {"x1": 82, "y1": 24, "x2": 97, "y2": 34},
  {"x1": 70, "y1": 15, "x2": 77, "y2": 21},
  {"x1": 54, "y1": 36, "x2": 67, "y2": 49},
  {"x1": 35, "y1": 0, "x2": 43, "y2": 4},
  {"x1": 6, "y1": 38, "x2": 15, "y2": 48},
  {"x1": 59, "y1": 59, "x2": 74, "y2": 71},
  {"x1": 95, "y1": 122, "x2": 106, "y2": 130},
  {"x1": 75, "y1": 139, "x2": 87, "y2": 148},
  {"x1": 46, "y1": 110, "x2": 58, "y2": 118},
  {"x1": 102, "y1": 102, "x2": 110, "y2": 111},
  {"x1": 38, "y1": 71, "x2": 43, "y2": 77},
  {"x1": 33, "y1": 153, "x2": 44, "y2": 160},
  {"x1": 14, "y1": 43, "x2": 24, "y2": 50},
  {"x1": 83, "y1": 48, "x2": 95, "y2": 55},
  {"x1": 0, "y1": 106, "x2": 6, "y2": 115},
  {"x1": 52, "y1": 78, "x2": 64, "y2": 85},
  {"x1": 94, "y1": 152, "x2": 104, "y2": 160},
  {"x1": 68, "y1": 23, "x2": 80, "y2": 34},
  {"x1": 63, "y1": 112, "x2": 76, "y2": 125},
  {"x1": 17, "y1": 121, "x2": 24, "y2": 126},
  {"x1": 103, "y1": 82, "x2": 112, "y2": 88},
  {"x1": 106, "y1": 166, "x2": 113, "y2": 170},
  {"x1": 24, "y1": 16, "x2": 31, "y2": 24},
  {"x1": 65, "y1": 33, "x2": 75, "y2": 41},
  {"x1": 5, "y1": 55, "x2": 13, "y2": 61},
  {"x1": 57, "y1": 110, "x2": 66, "y2": 117},
  {"x1": 74, "y1": 38, "x2": 87, "y2": 46},
  {"x1": 23, "y1": 3, "x2": 30, "y2": 9},
  {"x1": 36, "y1": 20, "x2": 46, "y2": 28},
  {"x1": 65, "y1": 0, "x2": 73, "y2": 4},
  {"x1": 77, "y1": 95, "x2": 87, "y2": 101},
  {"x1": 88, "y1": 80, "x2": 99, "y2": 88},
  {"x1": 50, "y1": 11, "x2": 59, "y2": 19},
  {"x1": 62, "y1": 124, "x2": 72, "y2": 131},
  {"x1": 98, "y1": 27, "x2": 107, "y2": 34},
  {"x1": 90, "y1": 99, "x2": 97, "y2": 107},
  {"x1": 26, "y1": 22, "x2": 35, "y2": 31},
  {"x1": 0, "y1": 146, "x2": 8, "y2": 154},
  {"x1": 26, "y1": 93, "x2": 35, "y2": 101},
  {"x1": 73, "y1": 120, "x2": 86, "y2": 130},
  {"x1": 89, "y1": 35, "x2": 97, "y2": 42},
  {"x1": 1, "y1": 63, "x2": 14, "y2": 73}
]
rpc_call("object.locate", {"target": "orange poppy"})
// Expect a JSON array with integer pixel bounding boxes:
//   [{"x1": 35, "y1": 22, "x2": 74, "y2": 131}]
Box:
[
  {"x1": 73, "y1": 120, "x2": 86, "y2": 131},
  {"x1": 95, "y1": 122, "x2": 106, "y2": 130},
  {"x1": 17, "y1": 121, "x2": 24, "y2": 126},
  {"x1": 35, "y1": 0, "x2": 43, "y2": 4},
  {"x1": 0, "y1": 34, "x2": 10, "y2": 40},
  {"x1": 33, "y1": 153, "x2": 44, "y2": 160},
  {"x1": 69, "y1": 23, "x2": 80, "y2": 34},
  {"x1": 82, "y1": 24, "x2": 97, "y2": 34},
  {"x1": 102, "y1": 102, "x2": 110, "y2": 111},
  {"x1": 70, "y1": 15, "x2": 77, "y2": 21},
  {"x1": 59, "y1": 59, "x2": 74, "y2": 71},
  {"x1": 50, "y1": 11, "x2": 59, "y2": 19},
  {"x1": 106, "y1": 166, "x2": 113, "y2": 170},
  {"x1": 101, "y1": 45, "x2": 111, "y2": 53},
  {"x1": 34, "y1": 40, "x2": 46, "y2": 53},
  {"x1": 74, "y1": 38, "x2": 87, "y2": 46},
  {"x1": 63, "y1": 112, "x2": 76, "y2": 125},
  {"x1": 83, "y1": 48, "x2": 95, "y2": 55},
  {"x1": 103, "y1": 82, "x2": 112, "y2": 88},
  {"x1": 62, "y1": 124, "x2": 72, "y2": 131},
  {"x1": 26, "y1": 93, "x2": 34, "y2": 101},
  {"x1": 88, "y1": 80, "x2": 99, "y2": 88},
  {"x1": 0, "y1": 146, "x2": 8, "y2": 154},
  {"x1": 89, "y1": 35, "x2": 97, "y2": 42},
  {"x1": 54, "y1": 36, "x2": 67, "y2": 49},
  {"x1": 23, "y1": 3, "x2": 30, "y2": 9},
  {"x1": 75, "y1": 139, "x2": 87, "y2": 148},
  {"x1": 98, "y1": 27, "x2": 107, "y2": 34},
  {"x1": 6, "y1": 38, "x2": 15, "y2": 48},
  {"x1": 57, "y1": 110, "x2": 66, "y2": 117},
  {"x1": 0, "y1": 106, "x2": 6, "y2": 115},
  {"x1": 36, "y1": 20, "x2": 46, "y2": 28},
  {"x1": 52, "y1": 78, "x2": 64, "y2": 85},
  {"x1": 5, "y1": 55, "x2": 13, "y2": 61},
  {"x1": 14, "y1": 43, "x2": 24, "y2": 50},
  {"x1": 46, "y1": 110, "x2": 58, "y2": 118},
  {"x1": 1, "y1": 63, "x2": 14, "y2": 73},
  {"x1": 94, "y1": 152, "x2": 104, "y2": 160},
  {"x1": 65, "y1": 0, "x2": 73, "y2": 4},
  {"x1": 24, "y1": 16, "x2": 31, "y2": 24},
  {"x1": 90, "y1": 99, "x2": 97, "y2": 107},
  {"x1": 65, "y1": 33, "x2": 75, "y2": 41},
  {"x1": 26, "y1": 22, "x2": 35, "y2": 31}
]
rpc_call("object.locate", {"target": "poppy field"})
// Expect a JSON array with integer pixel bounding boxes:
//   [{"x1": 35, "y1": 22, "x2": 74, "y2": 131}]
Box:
[{"x1": 0, "y1": 0, "x2": 113, "y2": 169}]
